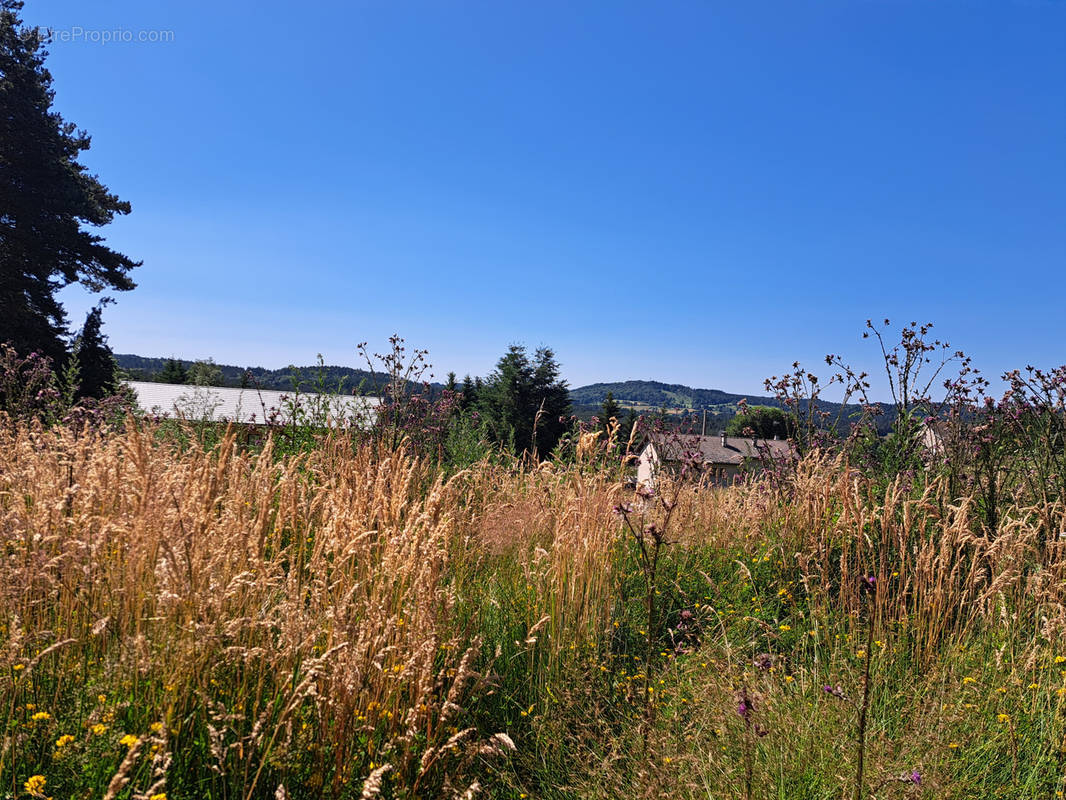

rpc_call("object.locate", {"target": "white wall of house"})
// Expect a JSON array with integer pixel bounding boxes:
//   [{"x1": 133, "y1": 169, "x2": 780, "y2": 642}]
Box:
[{"x1": 636, "y1": 443, "x2": 659, "y2": 486}]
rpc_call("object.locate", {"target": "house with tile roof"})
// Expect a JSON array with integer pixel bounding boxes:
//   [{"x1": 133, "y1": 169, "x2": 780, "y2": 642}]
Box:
[{"x1": 636, "y1": 431, "x2": 793, "y2": 486}]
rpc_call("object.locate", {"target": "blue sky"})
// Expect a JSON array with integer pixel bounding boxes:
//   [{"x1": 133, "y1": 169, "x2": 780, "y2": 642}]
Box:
[{"x1": 37, "y1": 0, "x2": 1066, "y2": 397}]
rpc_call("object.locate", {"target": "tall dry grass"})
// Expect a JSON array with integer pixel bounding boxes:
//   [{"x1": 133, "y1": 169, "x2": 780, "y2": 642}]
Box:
[
  {"x1": 1, "y1": 420, "x2": 1063, "y2": 797},
  {"x1": 0, "y1": 421, "x2": 629, "y2": 797}
]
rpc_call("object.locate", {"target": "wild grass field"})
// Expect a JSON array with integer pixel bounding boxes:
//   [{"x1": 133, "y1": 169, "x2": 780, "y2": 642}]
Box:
[{"x1": 1, "y1": 414, "x2": 1063, "y2": 799}]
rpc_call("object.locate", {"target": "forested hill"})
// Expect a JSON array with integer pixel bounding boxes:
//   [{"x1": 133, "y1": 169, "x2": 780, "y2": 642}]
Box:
[
  {"x1": 567, "y1": 380, "x2": 891, "y2": 432},
  {"x1": 115, "y1": 354, "x2": 396, "y2": 394},
  {"x1": 569, "y1": 380, "x2": 781, "y2": 411}
]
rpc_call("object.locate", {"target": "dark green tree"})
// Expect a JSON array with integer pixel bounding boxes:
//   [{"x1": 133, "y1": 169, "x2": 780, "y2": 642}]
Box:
[
  {"x1": 188, "y1": 358, "x2": 224, "y2": 386},
  {"x1": 725, "y1": 404, "x2": 794, "y2": 440},
  {"x1": 459, "y1": 374, "x2": 478, "y2": 410},
  {"x1": 478, "y1": 345, "x2": 570, "y2": 457},
  {"x1": 71, "y1": 303, "x2": 116, "y2": 399},
  {"x1": 0, "y1": 2, "x2": 140, "y2": 364},
  {"x1": 600, "y1": 391, "x2": 621, "y2": 432},
  {"x1": 158, "y1": 358, "x2": 188, "y2": 385}
]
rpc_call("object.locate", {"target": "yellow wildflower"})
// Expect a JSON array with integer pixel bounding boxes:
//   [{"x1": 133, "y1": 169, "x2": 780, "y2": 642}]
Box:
[
  {"x1": 150, "y1": 722, "x2": 164, "y2": 733},
  {"x1": 779, "y1": 625, "x2": 791, "y2": 632},
  {"x1": 97, "y1": 694, "x2": 107, "y2": 704},
  {"x1": 149, "y1": 794, "x2": 168, "y2": 800},
  {"x1": 997, "y1": 713, "x2": 1010, "y2": 723},
  {"x1": 24, "y1": 774, "x2": 46, "y2": 796},
  {"x1": 55, "y1": 734, "x2": 75, "y2": 748},
  {"x1": 91, "y1": 723, "x2": 109, "y2": 735},
  {"x1": 13, "y1": 663, "x2": 25, "y2": 671},
  {"x1": 1028, "y1": 682, "x2": 1039, "y2": 689},
  {"x1": 962, "y1": 676, "x2": 976, "y2": 685},
  {"x1": 1056, "y1": 656, "x2": 1066, "y2": 664},
  {"x1": 948, "y1": 742, "x2": 960, "y2": 749},
  {"x1": 120, "y1": 734, "x2": 140, "y2": 748}
]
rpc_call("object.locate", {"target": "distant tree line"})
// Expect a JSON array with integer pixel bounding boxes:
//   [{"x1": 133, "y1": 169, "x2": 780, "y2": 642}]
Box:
[{"x1": 119, "y1": 354, "x2": 410, "y2": 394}]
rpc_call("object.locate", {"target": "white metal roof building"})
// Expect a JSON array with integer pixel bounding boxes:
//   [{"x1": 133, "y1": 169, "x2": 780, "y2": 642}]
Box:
[{"x1": 125, "y1": 381, "x2": 379, "y2": 427}]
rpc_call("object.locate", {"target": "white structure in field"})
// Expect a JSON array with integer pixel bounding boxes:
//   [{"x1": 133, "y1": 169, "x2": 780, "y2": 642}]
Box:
[{"x1": 125, "y1": 381, "x2": 379, "y2": 427}]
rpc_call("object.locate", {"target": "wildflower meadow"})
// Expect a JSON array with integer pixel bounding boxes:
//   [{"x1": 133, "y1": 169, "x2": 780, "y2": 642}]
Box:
[{"x1": 1, "y1": 392, "x2": 1063, "y2": 797}]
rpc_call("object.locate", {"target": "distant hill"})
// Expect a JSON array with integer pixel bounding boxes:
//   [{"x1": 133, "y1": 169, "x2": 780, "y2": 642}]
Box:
[
  {"x1": 569, "y1": 379, "x2": 890, "y2": 433},
  {"x1": 114, "y1": 354, "x2": 422, "y2": 395},
  {"x1": 570, "y1": 380, "x2": 779, "y2": 412}
]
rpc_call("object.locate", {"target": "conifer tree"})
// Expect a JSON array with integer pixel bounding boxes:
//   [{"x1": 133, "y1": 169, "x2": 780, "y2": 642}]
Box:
[
  {"x1": 71, "y1": 304, "x2": 116, "y2": 399},
  {"x1": 479, "y1": 345, "x2": 570, "y2": 457},
  {"x1": 601, "y1": 391, "x2": 621, "y2": 432},
  {"x1": 0, "y1": 1, "x2": 140, "y2": 363},
  {"x1": 158, "y1": 358, "x2": 188, "y2": 385}
]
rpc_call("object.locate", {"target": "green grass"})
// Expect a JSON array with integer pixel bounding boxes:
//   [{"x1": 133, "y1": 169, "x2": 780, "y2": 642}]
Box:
[{"x1": 2, "y1": 426, "x2": 1062, "y2": 798}]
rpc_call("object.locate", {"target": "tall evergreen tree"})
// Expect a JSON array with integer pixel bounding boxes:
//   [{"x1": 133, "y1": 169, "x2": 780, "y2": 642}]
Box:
[
  {"x1": 459, "y1": 374, "x2": 477, "y2": 410},
  {"x1": 600, "y1": 391, "x2": 621, "y2": 432},
  {"x1": 0, "y1": 2, "x2": 140, "y2": 363},
  {"x1": 158, "y1": 358, "x2": 188, "y2": 385},
  {"x1": 479, "y1": 345, "x2": 570, "y2": 457},
  {"x1": 71, "y1": 303, "x2": 116, "y2": 399}
]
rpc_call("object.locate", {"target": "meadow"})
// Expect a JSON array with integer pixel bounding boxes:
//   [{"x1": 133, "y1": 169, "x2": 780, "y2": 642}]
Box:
[{"x1": 1, "y1": 412, "x2": 1063, "y2": 800}]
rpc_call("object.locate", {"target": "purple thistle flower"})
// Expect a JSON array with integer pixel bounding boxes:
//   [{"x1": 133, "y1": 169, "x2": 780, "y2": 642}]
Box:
[{"x1": 735, "y1": 688, "x2": 755, "y2": 720}]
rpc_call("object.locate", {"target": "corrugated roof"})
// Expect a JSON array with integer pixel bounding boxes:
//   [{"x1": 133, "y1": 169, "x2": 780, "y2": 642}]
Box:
[
  {"x1": 651, "y1": 433, "x2": 792, "y2": 466},
  {"x1": 125, "y1": 381, "x2": 379, "y2": 426}
]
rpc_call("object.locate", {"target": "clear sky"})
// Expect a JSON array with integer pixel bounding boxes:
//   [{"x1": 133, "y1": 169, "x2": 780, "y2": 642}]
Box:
[{"x1": 36, "y1": 0, "x2": 1066, "y2": 397}]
